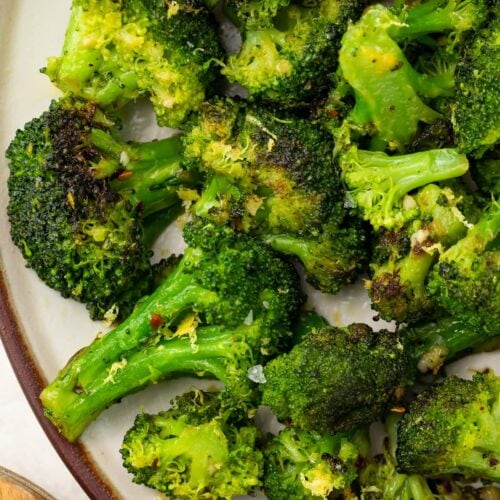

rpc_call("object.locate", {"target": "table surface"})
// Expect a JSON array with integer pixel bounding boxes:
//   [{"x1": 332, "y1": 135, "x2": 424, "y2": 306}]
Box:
[{"x1": 0, "y1": 343, "x2": 87, "y2": 499}]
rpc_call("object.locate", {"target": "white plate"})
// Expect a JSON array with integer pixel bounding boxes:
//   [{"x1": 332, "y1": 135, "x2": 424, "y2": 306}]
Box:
[{"x1": 0, "y1": 1, "x2": 498, "y2": 498}]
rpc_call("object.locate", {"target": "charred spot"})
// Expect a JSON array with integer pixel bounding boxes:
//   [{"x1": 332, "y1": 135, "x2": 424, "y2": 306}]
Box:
[
  {"x1": 321, "y1": 453, "x2": 346, "y2": 473},
  {"x1": 371, "y1": 271, "x2": 403, "y2": 301},
  {"x1": 390, "y1": 61, "x2": 404, "y2": 72},
  {"x1": 489, "y1": 458, "x2": 499, "y2": 467},
  {"x1": 151, "y1": 457, "x2": 159, "y2": 470}
]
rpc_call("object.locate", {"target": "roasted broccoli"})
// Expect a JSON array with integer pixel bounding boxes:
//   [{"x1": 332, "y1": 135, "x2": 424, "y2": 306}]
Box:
[
  {"x1": 223, "y1": 0, "x2": 365, "y2": 106},
  {"x1": 263, "y1": 426, "x2": 369, "y2": 500},
  {"x1": 262, "y1": 318, "x2": 498, "y2": 433},
  {"x1": 121, "y1": 389, "x2": 264, "y2": 498},
  {"x1": 366, "y1": 183, "x2": 481, "y2": 323},
  {"x1": 6, "y1": 99, "x2": 197, "y2": 320},
  {"x1": 337, "y1": 0, "x2": 488, "y2": 151},
  {"x1": 396, "y1": 371, "x2": 500, "y2": 481},
  {"x1": 427, "y1": 200, "x2": 500, "y2": 332},
  {"x1": 43, "y1": 0, "x2": 223, "y2": 127},
  {"x1": 41, "y1": 221, "x2": 302, "y2": 441},
  {"x1": 453, "y1": 18, "x2": 500, "y2": 157},
  {"x1": 184, "y1": 98, "x2": 367, "y2": 294}
]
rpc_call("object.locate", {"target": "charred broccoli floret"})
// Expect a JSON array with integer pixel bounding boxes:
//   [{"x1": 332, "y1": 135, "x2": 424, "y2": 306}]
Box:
[
  {"x1": 337, "y1": 0, "x2": 488, "y2": 151},
  {"x1": 223, "y1": 0, "x2": 365, "y2": 106},
  {"x1": 262, "y1": 318, "x2": 499, "y2": 433},
  {"x1": 427, "y1": 201, "x2": 500, "y2": 332},
  {"x1": 453, "y1": 19, "x2": 500, "y2": 157},
  {"x1": 6, "y1": 99, "x2": 197, "y2": 320},
  {"x1": 40, "y1": 221, "x2": 303, "y2": 441},
  {"x1": 263, "y1": 427, "x2": 369, "y2": 500},
  {"x1": 396, "y1": 371, "x2": 500, "y2": 481},
  {"x1": 121, "y1": 390, "x2": 263, "y2": 498},
  {"x1": 184, "y1": 98, "x2": 367, "y2": 294},
  {"x1": 43, "y1": 0, "x2": 223, "y2": 127}
]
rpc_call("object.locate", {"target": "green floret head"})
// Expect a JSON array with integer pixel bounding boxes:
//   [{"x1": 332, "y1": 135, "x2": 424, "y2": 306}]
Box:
[
  {"x1": 453, "y1": 19, "x2": 500, "y2": 157},
  {"x1": 396, "y1": 371, "x2": 500, "y2": 481},
  {"x1": 340, "y1": 147, "x2": 470, "y2": 231},
  {"x1": 427, "y1": 201, "x2": 500, "y2": 332},
  {"x1": 367, "y1": 183, "x2": 477, "y2": 323},
  {"x1": 121, "y1": 390, "x2": 264, "y2": 498},
  {"x1": 264, "y1": 427, "x2": 369, "y2": 500},
  {"x1": 223, "y1": 0, "x2": 365, "y2": 106},
  {"x1": 43, "y1": 0, "x2": 223, "y2": 127},
  {"x1": 262, "y1": 324, "x2": 413, "y2": 433},
  {"x1": 6, "y1": 99, "x2": 193, "y2": 320},
  {"x1": 472, "y1": 158, "x2": 500, "y2": 198}
]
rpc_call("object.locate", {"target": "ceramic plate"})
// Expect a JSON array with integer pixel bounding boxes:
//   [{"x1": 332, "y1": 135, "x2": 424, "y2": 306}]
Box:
[{"x1": 0, "y1": 1, "x2": 499, "y2": 498}]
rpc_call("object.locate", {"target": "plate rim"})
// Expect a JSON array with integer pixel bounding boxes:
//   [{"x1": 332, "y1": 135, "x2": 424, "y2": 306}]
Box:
[{"x1": 0, "y1": 265, "x2": 118, "y2": 500}]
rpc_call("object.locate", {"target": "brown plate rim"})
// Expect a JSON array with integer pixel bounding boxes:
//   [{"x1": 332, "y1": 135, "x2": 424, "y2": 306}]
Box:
[{"x1": 0, "y1": 264, "x2": 118, "y2": 500}]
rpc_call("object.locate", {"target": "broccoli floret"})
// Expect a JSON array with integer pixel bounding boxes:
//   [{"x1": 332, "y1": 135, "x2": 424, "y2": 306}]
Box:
[
  {"x1": 472, "y1": 158, "x2": 500, "y2": 197},
  {"x1": 367, "y1": 183, "x2": 478, "y2": 323},
  {"x1": 360, "y1": 415, "x2": 437, "y2": 500},
  {"x1": 222, "y1": 0, "x2": 365, "y2": 106},
  {"x1": 262, "y1": 318, "x2": 499, "y2": 433},
  {"x1": 40, "y1": 220, "x2": 303, "y2": 441},
  {"x1": 263, "y1": 427, "x2": 369, "y2": 500},
  {"x1": 43, "y1": 0, "x2": 223, "y2": 127},
  {"x1": 121, "y1": 390, "x2": 263, "y2": 498},
  {"x1": 427, "y1": 201, "x2": 500, "y2": 332},
  {"x1": 184, "y1": 98, "x2": 367, "y2": 294},
  {"x1": 6, "y1": 99, "x2": 196, "y2": 320},
  {"x1": 340, "y1": 146, "x2": 469, "y2": 231},
  {"x1": 452, "y1": 19, "x2": 500, "y2": 157},
  {"x1": 396, "y1": 371, "x2": 500, "y2": 481},
  {"x1": 338, "y1": 0, "x2": 487, "y2": 151}
]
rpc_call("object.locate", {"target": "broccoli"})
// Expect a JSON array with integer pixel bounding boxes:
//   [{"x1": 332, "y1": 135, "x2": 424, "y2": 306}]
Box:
[
  {"x1": 222, "y1": 0, "x2": 365, "y2": 106},
  {"x1": 340, "y1": 146, "x2": 470, "y2": 231},
  {"x1": 396, "y1": 371, "x2": 500, "y2": 481},
  {"x1": 453, "y1": 18, "x2": 500, "y2": 157},
  {"x1": 43, "y1": 0, "x2": 223, "y2": 127},
  {"x1": 337, "y1": 0, "x2": 488, "y2": 151},
  {"x1": 472, "y1": 157, "x2": 500, "y2": 197},
  {"x1": 6, "y1": 99, "x2": 197, "y2": 320},
  {"x1": 367, "y1": 183, "x2": 481, "y2": 323},
  {"x1": 263, "y1": 426, "x2": 369, "y2": 500},
  {"x1": 40, "y1": 221, "x2": 303, "y2": 441},
  {"x1": 262, "y1": 318, "x2": 499, "y2": 433},
  {"x1": 427, "y1": 201, "x2": 500, "y2": 332},
  {"x1": 121, "y1": 389, "x2": 264, "y2": 498},
  {"x1": 183, "y1": 98, "x2": 367, "y2": 294},
  {"x1": 360, "y1": 415, "x2": 437, "y2": 500}
]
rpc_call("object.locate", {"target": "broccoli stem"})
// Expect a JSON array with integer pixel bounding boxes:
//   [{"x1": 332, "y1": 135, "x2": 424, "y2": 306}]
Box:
[
  {"x1": 193, "y1": 175, "x2": 240, "y2": 219},
  {"x1": 41, "y1": 325, "x2": 237, "y2": 442},
  {"x1": 408, "y1": 318, "x2": 499, "y2": 373},
  {"x1": 90, "y1": 130, "x2": 194, "y2": 217},
  {"x1": 265, "y1": 234, "x2": 313, "y2": 265}
]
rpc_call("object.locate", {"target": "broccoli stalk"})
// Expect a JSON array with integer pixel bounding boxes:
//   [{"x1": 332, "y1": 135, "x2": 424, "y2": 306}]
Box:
[
  {"x1": 261, "y1": 318, "x2": 499, "y2": 433},
  {"x1": 40, "y1": 221, "x2": 302, "y2": 441},
  {"x1": 6, "y1": 99, "x2": 200, "y2": 320},
  {"x1": 396, "y1": 371, "x2": 500, "y2": 481},
  {"x1": 121, "y1": 390, "x2": 264, "y2": 498},
  {"x1": 427, "y1": 201, "x2": 500, "y2": 331},
  {"x1": 340, "y1": 147, "x2": 469, "y2": 230},
  {"x1": 263, "y1": 427, "x2": 369, "y2": 500}
]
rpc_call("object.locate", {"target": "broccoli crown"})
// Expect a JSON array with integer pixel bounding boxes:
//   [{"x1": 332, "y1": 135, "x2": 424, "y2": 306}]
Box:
[
  {"x1": 472, "y1": 158, "x2": 500, "y2": 197},
  {"x1": 396, "y1": 371, "x2": 500, "y2": 481},
  {"x1": 337, "y1": 0, "x2": 487, "y2": 151},
  {"x1": 184, "y1": 98, "x2": 367, "y2": 293},
  {"x1": 262, "y1": 324, "x2": 413, "y2": 433},
  {"x1": 40, "y1": 221, "x2": 303, "y2": 441},
  {"x1": 121, "y1": 390, "x2": 263, "y2": 498},
  {"x1": 453, "y1": 19, "x2": 500, "y2": 157},
  {"x1": 340, "y1": 146, "x2": 470, "y2": 231},
  {"x1": 264, "y1": 427, "x2": 368, "y2": 500},
  {"x1": 44, "y1": 0, "x2": 223, "y2": 127},
  {"x1": 223, "y1": 0, "x2": 365, "y2": 106},
  {"x1": 427, "y1": 201, "x2": 500, "y2": 332},
  {"x1": 6, "y1": 99, "x2": 190, "y2": 319},
  {"x1": 367, "y1": 183, "x2": 476, "y2": 323}
]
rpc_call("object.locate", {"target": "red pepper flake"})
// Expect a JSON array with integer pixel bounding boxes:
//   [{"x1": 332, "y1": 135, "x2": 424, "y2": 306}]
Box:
[
  {"x1": 117, "y1": 170, "x2": 133, "y2": 181},
  {"x1": 149, "y1": 313, "x2": 164, "y2": 329},
  {"x1": 390, "y1": 406, "x2": 406, "y2": 413},
  {"x1": 328, "y1": 109, "x2": 339, "y2": 117}
]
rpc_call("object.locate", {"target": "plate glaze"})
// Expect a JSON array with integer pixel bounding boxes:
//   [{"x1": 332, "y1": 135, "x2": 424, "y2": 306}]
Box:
[{"x1": 0, "y1": 1, "x2": 498, "y2": 499}]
